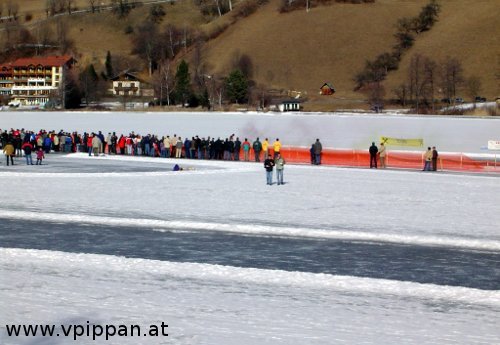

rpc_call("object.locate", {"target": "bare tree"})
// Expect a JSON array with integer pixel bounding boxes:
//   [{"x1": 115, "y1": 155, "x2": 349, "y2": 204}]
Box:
[
  {"x1": 466, "y1": 76, "x2": 482, "y2": 103},
  {"x1": 55, "y1": 0, "x2": 66, "y2": 14},
  {"x1": 153, "y1": 59, "x2": 174, "y2": 106},
  {"x1": 440, "y1": 56, "x2": 464, "y2": 104},
  {"x1": 165, "y1": 24, "x2": 178, "y2": 58},
  {"x1": 88, "y1": 0, "x2": 98, "y2": 13},
  {"x1": 45, "y1": 0, "x2": 56, "y2": 17},
  {"x1": 214, "y1": 0, "x2": 222, "y2": 16},
  {"x1": 6, "y1": 0, "x2": 18, "y2": 21},
  {"x1": 393, "y1": 83, "x2": 409, "y2": 108},
  {"x1": 423, "y1": 56, "x2": 437, "y2": 111},
  {"x1": 408, "y1": 53, "x2": 426, "y2": 113},
  {"x1": 66, "y1": 0, "x2": 73, "y2": 14}
]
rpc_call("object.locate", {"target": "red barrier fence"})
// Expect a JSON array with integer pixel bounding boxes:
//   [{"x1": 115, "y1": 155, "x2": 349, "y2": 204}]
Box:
[{"x1": 266, "y1": 147, "x2": 500, "y2": 173}]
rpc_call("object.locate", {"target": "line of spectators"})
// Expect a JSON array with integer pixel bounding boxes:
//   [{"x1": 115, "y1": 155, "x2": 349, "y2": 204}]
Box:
[{"x1": 1, "y1": 128, "x2": 288, "y2": 164}]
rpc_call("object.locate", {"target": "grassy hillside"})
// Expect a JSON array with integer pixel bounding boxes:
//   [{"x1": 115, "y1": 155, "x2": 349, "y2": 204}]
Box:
[
  {"x1": 198, "y1": 0, "x2": 499, "y2": 109},
  {"x1": 4, "y1": 0, "x2": 499, "y2": 110},
  {"x1": 384, "y1": 0, "x2": 499, "y2": 103}
]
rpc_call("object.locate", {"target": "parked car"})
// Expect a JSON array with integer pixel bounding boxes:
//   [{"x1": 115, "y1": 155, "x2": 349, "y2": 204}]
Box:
[
  {"x1": 474, "y1": 96, "x2": 487, "y2": 102},
  {"x1": 455, "y1": 97, "x2": 464, "y2": 104}
]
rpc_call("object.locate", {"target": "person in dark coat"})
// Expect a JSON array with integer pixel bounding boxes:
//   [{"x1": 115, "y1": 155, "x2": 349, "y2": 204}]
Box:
[
  {"x1": 313, "y1": 138, "x2": 322, "y2": 165},
  {"x1": 432, "y1": 146, "x2": 439, "y2": 171},
  {"x1": 264, "y1": 156, "x2": 275, "y2": 185},
  {"x1": 253, "y1": 137, "x2": 262, "y2": 162},
  {"x1": 369, "y1": 142, "x2": 378, "y2": 168}
]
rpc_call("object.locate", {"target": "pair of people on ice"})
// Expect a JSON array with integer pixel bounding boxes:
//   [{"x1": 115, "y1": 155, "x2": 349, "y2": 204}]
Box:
[{"x1": 264, "y1": 153, "x2": 285, "y2": 185}]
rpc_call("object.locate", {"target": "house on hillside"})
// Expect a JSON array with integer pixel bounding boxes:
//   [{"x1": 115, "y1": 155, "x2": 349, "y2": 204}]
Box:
[
  {"x1": 8, "y1": 55, "x2": 75, "y2": 107},
  {"x1": 320, "y1": 83, "x2": 335, "y2": 95},
  {"x1": 110, "y1": 71, "x2": 153, "y2": 97}
]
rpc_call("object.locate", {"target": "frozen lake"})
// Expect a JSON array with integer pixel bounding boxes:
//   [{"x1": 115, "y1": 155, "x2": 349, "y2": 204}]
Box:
[{"x1": 1, "y1": 112, "x2": 500, "y2": 344}]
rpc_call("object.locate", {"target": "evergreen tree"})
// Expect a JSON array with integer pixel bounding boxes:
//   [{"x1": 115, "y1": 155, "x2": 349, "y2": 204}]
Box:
[
  {"x1": 105, "y1": 51, "x2": 114, "y2": 79},
  {"x1": 225, "y1": 69, "x2": 248, "y2": 104},
  {"x1": 79, "y1": 64, "x2": 99, "y2": 105},
  {"x1": 200, "y1": 88, "x2": 210, "y2": 109},
  {"x1": 174, "y1": 60, "x2": 192, "y2": 106}
]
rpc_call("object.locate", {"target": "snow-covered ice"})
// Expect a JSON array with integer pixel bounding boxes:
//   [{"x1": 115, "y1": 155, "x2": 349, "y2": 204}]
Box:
[{"x1": 0, "y1": 112, "x2": 499, "y2": 344}]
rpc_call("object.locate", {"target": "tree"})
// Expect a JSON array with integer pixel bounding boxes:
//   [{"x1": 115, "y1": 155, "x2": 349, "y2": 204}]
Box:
[
  {"x1": 174, "y1": 60, "x2": 192, "y2": 106},
  {"x1": 440, "y1": 56, "x2": 464, "y2": 103},
  {"x1": 423, "y1": 56, "x2": 437, "y2": 111},
  {"x1": 132, "y1": 22, "x2": 160, "y2": 76},
  {"x1": 61, "y1": 67, "x2": 82, "y2": 109},
  {"x1": 153, "y1": 59, "x2": 174, "y2": 106},
  {"x1": 111, "y1": 0, "x2": 132, "y2": 18},
  {"x1": 417, "y1": 0, "x2": 440, "y2": 33},
  {"x1": 408, "y1": 53, "x2": 426, "y2": 113},
  {"x1": 199, "y1": 87, "x2": 210, "y2": 109},
  {"x1": 364, "y1": 82, "x2": 385, "y2": 112},
  {"x1": 105, "y1": 51, "x2": 114, "y2": 79},
  {"x1": 66, "y1": 0, "x2": 73, "y2": 14},
  {"x1": 149, "y1": 4, "x2": 166, "y2": 23},
  {"x1": 79, "y1": 64, "x2": 99, "y2": 105},
  {"x1": 393, "y1": 83, "x2": 409, "y2": 108},
  {"x1": 88, "y1": 0, "x2": 98, "y2": 13},
  {"x1": 466, "y1": 76, "x2": 482, "y2": 103},
  {"x1": 225, "y1": 69, "x2": 248, "y2": 104}
]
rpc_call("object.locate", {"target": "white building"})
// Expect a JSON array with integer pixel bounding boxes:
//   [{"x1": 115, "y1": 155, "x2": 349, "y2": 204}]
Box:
[{"x1": 9, "y1": 55, "x2": 75, "y2": 106}]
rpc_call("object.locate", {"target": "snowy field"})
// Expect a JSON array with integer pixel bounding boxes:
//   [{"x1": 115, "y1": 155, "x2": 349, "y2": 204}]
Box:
[{"x1": 1, "y1": 112, "x2": 500, "y2": 344}]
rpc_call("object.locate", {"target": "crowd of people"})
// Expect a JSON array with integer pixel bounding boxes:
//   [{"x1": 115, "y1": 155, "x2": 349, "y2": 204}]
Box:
[
  {"x1": 0, "y1": 128, "x2": 296, "y2": 167},
  {"x1": 1, "y1": 128, "x2": 439, "y2": 180}
]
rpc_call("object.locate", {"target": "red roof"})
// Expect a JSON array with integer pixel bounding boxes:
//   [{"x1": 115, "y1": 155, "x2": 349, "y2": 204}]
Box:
[{"x1": 10, "y1": 55, "x2": 74, "y2": 68}]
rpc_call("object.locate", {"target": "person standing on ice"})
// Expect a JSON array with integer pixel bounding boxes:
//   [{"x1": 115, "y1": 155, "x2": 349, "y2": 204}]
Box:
[
  {"x1": 35, "y1": 147, "x2": 45, "y2": 165},
  {"x1": 423, "y1": 147, "x2": 432, "y2": 171},
  {"x1": 275, "y1": 153, "x2": 286, "y2": 185},
  {"x1": 262, "y1": 138, "x2": 269, "y2": 160},
  {"x1": 92, "y1": 134, "x2": 102, "y2": 157},
  {"x1": 264, "y1": 155, "x2": 275, "y2": 185},
  {"x1": 242, "y1": 138, "x2": 251, "y2": 161},
  {"x1": 369, "y1": 142, "x2": 378, "y2": 168},
  {"x1": 378, "y1": 142, "x2": 387, "y2": 168},
  {"x1": 432, "y1": 146, "x2": 439, "y2": 171},
  {"x1": 3, "y1": 141, "x2": 15, "y2": 166},
  {"x1": 313, "y1": 138, "x2": 322, "y2": 165},
  {"x1": 253, "y1": 137, "x2": 262, "y2": 162},
  {"x1": 273, "y1": 138, "x2": 281, "y2": 158},
  {"x1": 22, "y1": 141, "x2": 34, "y2": 165}
]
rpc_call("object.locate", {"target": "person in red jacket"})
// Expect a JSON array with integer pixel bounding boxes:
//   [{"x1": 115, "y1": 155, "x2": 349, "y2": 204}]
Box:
[
  {"x1": 118, "y1": 135, "x2": 126, "y2": 155},
  {"x1": 87, "y1": 134, "x2": 94, "y2": 156},
  {"x1": 22, "y1": 142, "x2": 34, "y2": 165},
  {"x1": 36, "y1": 147, "x2": 45, "y2": 165}
]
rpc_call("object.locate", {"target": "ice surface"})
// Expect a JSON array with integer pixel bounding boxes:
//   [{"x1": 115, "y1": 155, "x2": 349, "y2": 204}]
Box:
[{"x1": 1, "y1": 112, "x2": 499, "y2": 344}]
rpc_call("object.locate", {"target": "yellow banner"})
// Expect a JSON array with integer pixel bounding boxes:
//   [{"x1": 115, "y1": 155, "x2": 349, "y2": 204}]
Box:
[{"x1": 381, "y1": 136, "x2": 423, "y2": 147}]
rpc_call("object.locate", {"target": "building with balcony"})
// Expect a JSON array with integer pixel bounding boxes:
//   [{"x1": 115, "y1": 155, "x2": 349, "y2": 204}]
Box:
[
  {"x1": 0, "y1": 65, "x2": 13, "y2": 96},
  {"x1": 9, "y1": 55, "x2": 75, "y2": 106}
]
